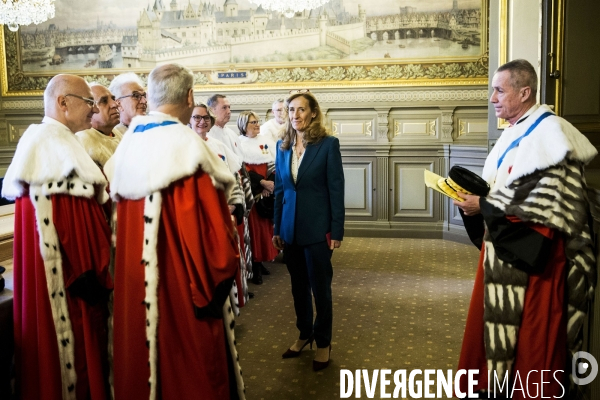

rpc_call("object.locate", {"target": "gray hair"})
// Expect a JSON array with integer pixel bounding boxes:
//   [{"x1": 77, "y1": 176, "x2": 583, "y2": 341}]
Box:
[
  {"x1": 147, "y1": 63, "x2": 193, "y2": 108},
  {"x1": 272, "y1": 98, "x2": 285, "y2": 110},
  {"x1": 496, "y1": 59, "x2": 538, "y2": 97},
  {"x1": 237, "y1": 110, "x2": 259, "y2": 136},
  {"x1": 206, "y1": 94, "x2": 227, "y2": 109},
  {"x1": 108, "y1": 72, "x2": 144, "y2": 99}
]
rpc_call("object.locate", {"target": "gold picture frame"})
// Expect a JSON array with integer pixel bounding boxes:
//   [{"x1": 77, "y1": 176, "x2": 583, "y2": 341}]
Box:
[
  {"x1": 496, "y1": 0, "x2": 510, "y2": 129},
  {"x1": 1, "y1": 0, "x2": 489, "y2": 97}
]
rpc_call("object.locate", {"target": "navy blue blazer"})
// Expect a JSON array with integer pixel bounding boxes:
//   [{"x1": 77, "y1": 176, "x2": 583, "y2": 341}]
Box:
[{"x1": 273, "y1": 135, "x2": 345, "y2": 246}]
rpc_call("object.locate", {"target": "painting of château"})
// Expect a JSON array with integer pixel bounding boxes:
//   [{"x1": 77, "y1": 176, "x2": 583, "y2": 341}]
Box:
[{"x1": 18, "y1": 0, "x2": 483, "y2": 74}]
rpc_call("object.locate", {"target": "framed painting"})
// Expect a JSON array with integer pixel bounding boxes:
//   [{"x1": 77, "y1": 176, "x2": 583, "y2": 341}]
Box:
[{"x1": 1, "y1": 0, "x2": 489, "y2": 96}]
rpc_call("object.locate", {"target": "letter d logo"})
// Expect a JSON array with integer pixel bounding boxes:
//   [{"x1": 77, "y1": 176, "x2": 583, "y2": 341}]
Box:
[{"x1": 572, "y1": 351, "x2": 598, "y2": 386}]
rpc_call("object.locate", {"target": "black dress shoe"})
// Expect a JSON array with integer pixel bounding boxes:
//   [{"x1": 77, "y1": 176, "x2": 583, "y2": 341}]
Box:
[
  {"x1": 252, "y1": 275, "x2": 263, "y2": 285},
  {"x1": 312, "y1": 345, "x2": 331, "y2": 372},
  {"x1": 282, "y1": 334, "x2": 314, "y2": 358},
  {"x1": 260, "y1": 264, "x2": 270, "y2": 275},
  {"x1": 248, "y1": 291, "x2": 255, "y2": 299}
]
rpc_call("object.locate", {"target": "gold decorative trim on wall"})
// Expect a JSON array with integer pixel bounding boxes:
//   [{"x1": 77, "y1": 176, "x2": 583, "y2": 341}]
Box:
[
  {"x1": 497, "y1": 0, "x2": 510, "y2": 129},
  {"x1": 428, "y1": 120, "x2": 436, "y2": 136}
]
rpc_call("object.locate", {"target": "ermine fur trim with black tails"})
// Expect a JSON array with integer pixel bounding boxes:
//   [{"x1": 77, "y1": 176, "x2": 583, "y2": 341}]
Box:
[
  {"x1": 141, "y1": 191, "x2": 162, "y2": 400},
  {"x1": 483, "y1": 159, "x2": 596, "y2": 390},
  {"x1": 2, "y1": 119, "x2": 108, "y2": 202},
  {"x1": 30, "y1": 185, "x2": 78, "y2": 400},
  {"x1": 107, "y1": 201, "x2": 118, "y2": 398},
  {"x1": 1, "y1": 119, "x2": 110, "y2": 398},
  {"x1": 104, "y1": 113, "x2": 235, "y2": 201},
  {"x1": 223, "y1": 296, "x2": 246, "y2": 399}
]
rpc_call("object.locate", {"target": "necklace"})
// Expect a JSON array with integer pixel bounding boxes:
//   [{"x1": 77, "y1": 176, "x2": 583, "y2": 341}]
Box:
[
  {"x1": 295, "y1": 133, "x2": 305, "y2": 157},
  {"x1": 295, "y1": 141, "x2": 304, "y2": 158}
]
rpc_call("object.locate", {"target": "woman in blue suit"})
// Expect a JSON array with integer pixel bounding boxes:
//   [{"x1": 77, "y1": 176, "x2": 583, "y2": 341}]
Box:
[{"x1": 272, "y1": 91, "x2": 345, "y2": 372}]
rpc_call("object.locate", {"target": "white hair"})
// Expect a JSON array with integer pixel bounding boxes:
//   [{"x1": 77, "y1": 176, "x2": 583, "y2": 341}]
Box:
[
  {"x1": 272, "y1": 98, "x2": 285, "y2": 110},
  {"x1": 108, "y1": 72, "x2": 144, "y2": 98},
  {"x1": 147, "y1": 63, "x2": 194, "y2": 108}
]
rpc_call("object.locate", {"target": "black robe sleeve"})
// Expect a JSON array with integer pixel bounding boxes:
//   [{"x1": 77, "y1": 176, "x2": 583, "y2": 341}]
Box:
[{"x1": 479, "y1": 198, "x2": 553, "y2": 274}]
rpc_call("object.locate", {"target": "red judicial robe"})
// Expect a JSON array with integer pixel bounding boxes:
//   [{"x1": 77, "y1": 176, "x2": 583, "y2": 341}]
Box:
[
  {"x1": 239, "y1": 135, "x2": 278, "y2": 263},
  {"x1": 106, "y1": 113, "x2": 244, "y2": 400},
  {"x1": 457, "y1": 222, "x2": 567, "y2": 399},
  {"x1": 13, "y1": 194, "x2": 112, "y2": 400},
  {"x1": 245, "y1": 163, "x2": 279, "y2": 262},
  {"x1": 3, "y1": 117, "x2": 113, "y2": 400}
]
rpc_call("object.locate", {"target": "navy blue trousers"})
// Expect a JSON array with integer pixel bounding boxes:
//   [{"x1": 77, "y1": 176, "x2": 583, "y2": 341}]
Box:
[{"x1": 283, "y1": 240, "x2": 333, "y2": 348}]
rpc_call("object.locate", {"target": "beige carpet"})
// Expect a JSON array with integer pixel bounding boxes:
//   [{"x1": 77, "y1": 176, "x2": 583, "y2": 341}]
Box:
[{"x1": 235, "y1": 237, "x2": 481, "y2": 400}]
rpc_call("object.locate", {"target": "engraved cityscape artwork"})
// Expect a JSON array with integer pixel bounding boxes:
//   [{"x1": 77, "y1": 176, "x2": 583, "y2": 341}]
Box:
[{"x1": 5, "y1": 0, "x2": 487, "y2": 91}]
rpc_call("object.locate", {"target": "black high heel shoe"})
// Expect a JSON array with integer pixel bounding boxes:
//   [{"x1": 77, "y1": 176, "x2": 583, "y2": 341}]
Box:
[
  {"x1": 282, "y1": 334, "x2": 314, "y2": 359},
  {"x1": 312, "y1": 345, "x2": 331, "y2": 371}
]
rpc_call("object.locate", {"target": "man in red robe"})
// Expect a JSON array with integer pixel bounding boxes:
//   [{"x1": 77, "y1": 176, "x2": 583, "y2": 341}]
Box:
[
  {"x1": 454, "y1": 60, "x2": 597, "y2": 399},
  {"x1": 105, "y1": 63, "x2": 245, "y2": 400},
  {"x1": 2, "y1": 74, "x2": 113, "y2": 399}
]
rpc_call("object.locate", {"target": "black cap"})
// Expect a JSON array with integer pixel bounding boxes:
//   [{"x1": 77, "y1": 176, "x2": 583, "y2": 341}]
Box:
[{"x1": 448, "y1": 166, "x2": 490, "y2": 197}]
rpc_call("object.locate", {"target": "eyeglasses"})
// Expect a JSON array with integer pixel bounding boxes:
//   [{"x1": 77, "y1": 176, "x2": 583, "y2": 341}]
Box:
[
  {"x1": 117, "y1": 92, "x2": 147, "y2": 101},
  {"x1": 192, "y1": 115, "x2": 211, "y2": 122},
  {"x1": 248, "y1": 120, "x2": 260, "y2": 125},
  {"x1": 289, "y1": 89, "x2": 310, "y2": 94},
  {"x1": 64, "y1": 94, "x2": 96, "y2": 108}
]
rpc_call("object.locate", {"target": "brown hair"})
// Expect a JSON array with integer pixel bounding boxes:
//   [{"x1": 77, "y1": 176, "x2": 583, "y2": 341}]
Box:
[
  {"x1": 192, "y1": 103, "x2": 216, "y2": 127},
  {"x1": 280, "y1": 92, "x2": 329, "y2": 150}
]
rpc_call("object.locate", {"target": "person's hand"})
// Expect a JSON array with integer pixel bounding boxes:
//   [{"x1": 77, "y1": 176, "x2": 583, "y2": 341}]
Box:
[
  {"x1": 261, "y1": 180, "x2": 274, "y2": 193},
  {"x1": 330, "y1": 240, "x2": 341, "y2": 250},
  {"x1": 261, "y1": 189, "x2": 270, "y2": 197},
  {"x1": 228, "y1": 205, "x2": 236, "y2": 214},
  {"x1": 272, "y1": 235, "x2": 284, "y2": 250},
  {"x1": 453, "y1": 192, "x2": 481, "y2": 216}
]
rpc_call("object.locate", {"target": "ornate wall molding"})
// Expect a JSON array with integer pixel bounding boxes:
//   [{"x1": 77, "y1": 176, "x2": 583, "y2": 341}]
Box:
[
  {"x1": 197, "y1": 89, "x2": 488, "y2": 108},
  {"x1": 439, "y1": 107, "x2": 456, "y2": 142},
  {"x1": 374, "y1": 108, "x2": 391, "y2": 140},
  {"x1": 1, "y1": 99, "x2": 44, "y2": 110}
]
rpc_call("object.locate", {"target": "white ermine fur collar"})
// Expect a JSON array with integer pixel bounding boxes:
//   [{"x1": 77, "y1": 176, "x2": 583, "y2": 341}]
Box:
[
  {"x1": 104, "y1": 113, "x2": 235, "y2": 200},
  {"x1": 2, "y1": 119, "x2": 108, "y2": 202},
  {"x1": 75, "y1": 128, "x2": 120, "y2": 168},
  {"x1": 483, "y1": 104, "x2": 597, "y2": 187},
  {"x1": 239, "y1": 135, "x2": 275, "y2": 165},
  {"x1": 204, "y1": 137, "x2": 242, "y2": 174}
]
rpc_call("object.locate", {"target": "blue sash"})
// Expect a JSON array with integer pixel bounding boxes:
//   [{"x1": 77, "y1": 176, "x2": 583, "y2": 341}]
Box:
[
  {"x1": 497, "y1": 111, "x2": 554, "y2": 169},
  {"x1": 133, "y1": 120, "x2": 178, "y2": 133}
]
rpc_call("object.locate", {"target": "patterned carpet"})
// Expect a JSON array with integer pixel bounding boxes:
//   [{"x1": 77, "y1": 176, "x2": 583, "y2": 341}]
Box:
[{"x1": 235, "y1": 237, "x2": 481, "y2": 400}]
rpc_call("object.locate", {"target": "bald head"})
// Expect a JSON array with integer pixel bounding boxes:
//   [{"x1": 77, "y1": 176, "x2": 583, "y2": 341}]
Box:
[{"x1": 44, "y1": 74, "x2": 98, "y2": 133}]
